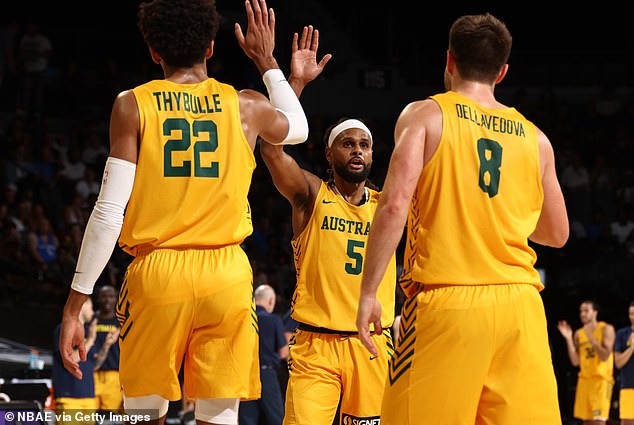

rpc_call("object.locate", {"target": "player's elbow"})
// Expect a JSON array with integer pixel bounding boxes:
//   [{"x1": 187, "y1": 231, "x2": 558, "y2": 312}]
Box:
[
  {"x1": 549, "y1": 227, "x2": 569, "y2": 248},
  {"x1": 282, "y1": 112, "x2": 308, "y2": 145}
]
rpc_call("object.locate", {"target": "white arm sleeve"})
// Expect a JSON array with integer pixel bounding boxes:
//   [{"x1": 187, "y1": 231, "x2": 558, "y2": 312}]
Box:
[
  {"x1": 262, "y1": 69, "x2": 309, "y2": 145},
  {"x1": 71, "y1": 157, "x2": 136, "y2": 294}
]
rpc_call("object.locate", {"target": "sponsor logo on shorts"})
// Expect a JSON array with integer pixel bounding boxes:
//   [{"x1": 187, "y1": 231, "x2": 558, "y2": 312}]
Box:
[{"x1": 341, "y1": 414, "x2": 380, "y2": 425}]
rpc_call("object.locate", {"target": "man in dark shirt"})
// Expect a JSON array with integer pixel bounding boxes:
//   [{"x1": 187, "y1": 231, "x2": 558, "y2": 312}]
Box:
[
  {"x1": 239, "y1": 284, "x2": 288, "y2": 425},
  {"x1": 615, "y1": 301, "x2": 634, "y2": 424},
  {"x1": 92, "y1": 285, "x2": 122, "y2": 412},
  {"x1": 52, "y1": 297, "x2": 97, "y2": 425}
]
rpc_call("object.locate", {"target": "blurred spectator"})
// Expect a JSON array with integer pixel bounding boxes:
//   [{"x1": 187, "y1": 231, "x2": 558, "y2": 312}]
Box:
[
  {"x1": 92, "y1": 285, "x2": 123, "y2": 413},
  {"x1": 52, "y1": 297, "x2": 98, "y2": 424},
  {"x1": 75, "y1": 166, "x2": 100, "y2": 203},
  {"x1": 80, "y1": 133, "x2": 108, "y2": 168},
  {"x1": 57, "y1": 146, "x2": 86, "y2": 197},
  {"x1": 610, "y1": 206, "x2": 634, "y2": 245},
  {"x1": 618, "y1": 171, "x2": 634, "y2": 207},
  {"x1": 26, "y1": 216, "x2": 59, "y2": 278},
  {"x1": 0, "y1": 20, "x2": 19, "y2": 109},
  {"x1": 239, "y1": 284, "x2": 287, "y2": 425},
  {"x1": 16, "y1": 20, "x2": 53, "y2": 118},
  {"x1": 561, "y1": 152, "x2": 591, "y2": 193}
]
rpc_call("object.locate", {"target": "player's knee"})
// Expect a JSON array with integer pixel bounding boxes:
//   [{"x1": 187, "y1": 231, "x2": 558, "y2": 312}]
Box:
[
  {"x1": 123, "y1": 394, "x2": 169, "y2": 420},
  {"x1": 195, "y1": 398, "x2": 240, "y2": 424}
]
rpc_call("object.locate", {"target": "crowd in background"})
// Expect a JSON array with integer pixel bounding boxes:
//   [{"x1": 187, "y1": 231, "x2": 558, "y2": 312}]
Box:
[{"x1": 1, "y1": 16, "x2": 634, "y2": 425}]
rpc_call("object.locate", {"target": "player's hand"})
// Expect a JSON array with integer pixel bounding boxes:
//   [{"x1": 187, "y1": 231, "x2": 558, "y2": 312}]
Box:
[
  {"x1": 557, "y1": 320, "x2": 573, "y2": 340},
  {"x1": 289, "y1": 25, "x2": 332, "y2": 87},
  {"x1": 234, "y1": 0, "x2": 278, "y2": 72},
  {"x1": 357, "y1": 295, "x2": 383, "y2": 357},
  {"x1": 87, "y1": 317, "x2": 98, "y2": 342},
  {"x1": 60, "y1": 316, "x2": 86, "y2": 379},
  {"x1": 105, "y1": 327, "x2": 120, "y2": 347}
]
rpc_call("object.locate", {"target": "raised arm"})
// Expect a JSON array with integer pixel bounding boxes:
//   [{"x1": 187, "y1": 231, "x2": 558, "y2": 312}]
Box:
[
  {"x1": 259, "y1": 25, "x2": 331, "y2": 236},
  {"x1": 529, "y1": 128, "x2": 569, "y2": 247},
  {"x1": 235, "y1": 0, "x2": 308, "y2": 147},
  {"x1": 557, "y1": 320, "x2": 580, "y2": 367}
]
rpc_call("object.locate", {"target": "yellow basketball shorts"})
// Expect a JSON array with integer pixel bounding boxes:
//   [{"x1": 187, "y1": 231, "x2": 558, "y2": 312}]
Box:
[
  {"x1": 116, "y1": 245, "x2": 260, "y2": 401},
  {"x1": 283, "y1": 328, "x2": 393, "y2": 425},
  {"x1": 574, "y1": 376, "x2": 613, "y2": 420},
  {"x1": 381, "y1": 283, "x2": 561, "y2": 425},
  {"x1": 94, "y1": 370, "x2": 123, "y2": 410},
  {"x1": 620, "y1": 388, "x2": 634, "y2": 419},
  {"x1": 55, "y1": 397, "x2": 98, "y2": 425}
]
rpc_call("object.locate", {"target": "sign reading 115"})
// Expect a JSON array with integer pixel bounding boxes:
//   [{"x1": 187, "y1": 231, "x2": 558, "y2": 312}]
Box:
[{"x1": 163, "y1": 118, "x2": 219, "y2": 177}]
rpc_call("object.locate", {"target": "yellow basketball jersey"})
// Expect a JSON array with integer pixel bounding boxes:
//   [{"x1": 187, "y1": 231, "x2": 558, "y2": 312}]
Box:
[
  {"x1": 578, "y1": 322, "x2": 614, "y2": 380},
  {"x1": 400, "y1": 91, "x2": 544, "y2": 297},
  {"x1": 119, "y1": 78, "x2": 255, "y2": 256},
  {"x1": 291, "y1": 182, "x2": 396, "y2": 331}
]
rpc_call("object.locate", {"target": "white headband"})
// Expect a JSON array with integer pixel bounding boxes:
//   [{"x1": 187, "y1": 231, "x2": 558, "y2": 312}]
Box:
[{"x1": 327, "y1": 119, "x2": 372, "y2": 147}]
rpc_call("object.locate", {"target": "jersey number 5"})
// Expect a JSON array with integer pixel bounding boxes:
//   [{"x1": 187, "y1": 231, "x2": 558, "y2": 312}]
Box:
[
  {"x1": 163, "y1": 118, "x2": 219, "y2": 178},
  {"x1": 477, "y1": 138, "x2": 503, "y2": 198},
  {"x1": 345, "y1": 239, "x2": 365, "y2": 275}
]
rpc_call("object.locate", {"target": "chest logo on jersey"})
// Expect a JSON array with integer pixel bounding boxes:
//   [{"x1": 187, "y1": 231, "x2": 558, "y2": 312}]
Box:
[{"x1": 320, "y1": 215, "x2": 370, "y2": 235}]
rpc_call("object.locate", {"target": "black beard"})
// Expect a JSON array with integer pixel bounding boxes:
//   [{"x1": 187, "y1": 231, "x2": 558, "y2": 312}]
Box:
[{"x1": 333, "y1": 161, "x2": 371, "y2": 183}]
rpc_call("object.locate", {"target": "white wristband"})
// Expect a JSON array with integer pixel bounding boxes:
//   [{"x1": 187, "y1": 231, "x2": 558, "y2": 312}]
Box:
[
  {"x1": 71, "y1": 157, "x2": 136, "y2": 294},
  {"x1": 262, "y1": 69, "x2": 309, "y2": 145}
]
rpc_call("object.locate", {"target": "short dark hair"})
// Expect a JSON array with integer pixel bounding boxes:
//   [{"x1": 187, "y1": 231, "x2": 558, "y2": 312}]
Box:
[
  {"x1": 448, "y1": 13, "x2": 512, "y2": 84},
  {"x1": 138, "y1": 0, "x2": 219, "y2": 68},
  {"x1": 581, "y1": 299, "x2": 600, "y2": 313}
]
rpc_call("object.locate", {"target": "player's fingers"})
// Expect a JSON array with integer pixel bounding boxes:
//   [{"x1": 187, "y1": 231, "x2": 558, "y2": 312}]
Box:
[
  {"x1": 258, "y1": 0, "x2": 268, "y2": 25},
  {"x1": 268, "y1": 6, "x2": 275, "y2": 32},
  {"x1": 77, "y1": 340, "x2": 87, "y2": 362},
  {"x1": 310, "y1": 27, "x2": 319, "y2": 51},
  {"x1": 373, "y1": 319, "x2": 383, "y2": 336},
  {"x1": 234, "y1": 23, "x2": 245, "y2": 47},
  {"x1": 61, "y1": 349, "x2": 82, "y2": 380},
  {"x1": 299, "y1": 26, "x2": 308, "y2": 49},
  {"x1": 306, "y1": 25, "x2": 314, "y2": 50},
  {"x1": 318, "y1": 54, "x2": 332, "y2": 69},
  {"x1": 244, "y1": 0, "x2": 255, "y2": 28},
  {"x1": 359, "y1": 327, "x2": 379, "y2": 357},
  {"x1": 251, "y1": 0, "x2": 262, "y2": 27},
  {"x1": 291, "y1": 32, "x2": 299, "y2": 53}
]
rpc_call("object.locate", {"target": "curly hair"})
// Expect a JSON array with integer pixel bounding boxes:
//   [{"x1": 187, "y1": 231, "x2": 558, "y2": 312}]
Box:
[{"x1": 138, "y1": 0, "x2": 219, "y2": 68}]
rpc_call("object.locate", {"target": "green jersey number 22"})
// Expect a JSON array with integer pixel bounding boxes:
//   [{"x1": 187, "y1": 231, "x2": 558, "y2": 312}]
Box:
[{"x1": 163, "y1": 118, "x2": 219, "y2": 178}]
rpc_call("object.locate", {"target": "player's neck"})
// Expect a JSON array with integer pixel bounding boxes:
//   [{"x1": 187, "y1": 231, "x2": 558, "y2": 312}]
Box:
[
  {"x1": 98, "y1": 310, "x2": 115, "y2": 320},
  {"x1": 331, "y1": 178, "x2": 367, "y2": 206},
  {"x1": 163, "y1": 64, "x2": 209, "y2": 84},
  {"x1": 451, "y1": 81, "x2": 503, "y2": 109}
]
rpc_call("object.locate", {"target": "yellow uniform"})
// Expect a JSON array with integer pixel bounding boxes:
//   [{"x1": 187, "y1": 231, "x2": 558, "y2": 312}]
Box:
[
  {"x1": 384, "y1": 91, "x2": 560, "y2": 425},
  {"x1": 284, "y1": 182, "x2": 396, "y2": 424},
  {"x1": 574, "y1": 322, "x2": 614, "y2": 420},
  {"x1": 54, "y1": 397, "x2": 98, "y2": 425},
  {"x1": 116, "y1": 78, "x2": 260, "y2": 401}
]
